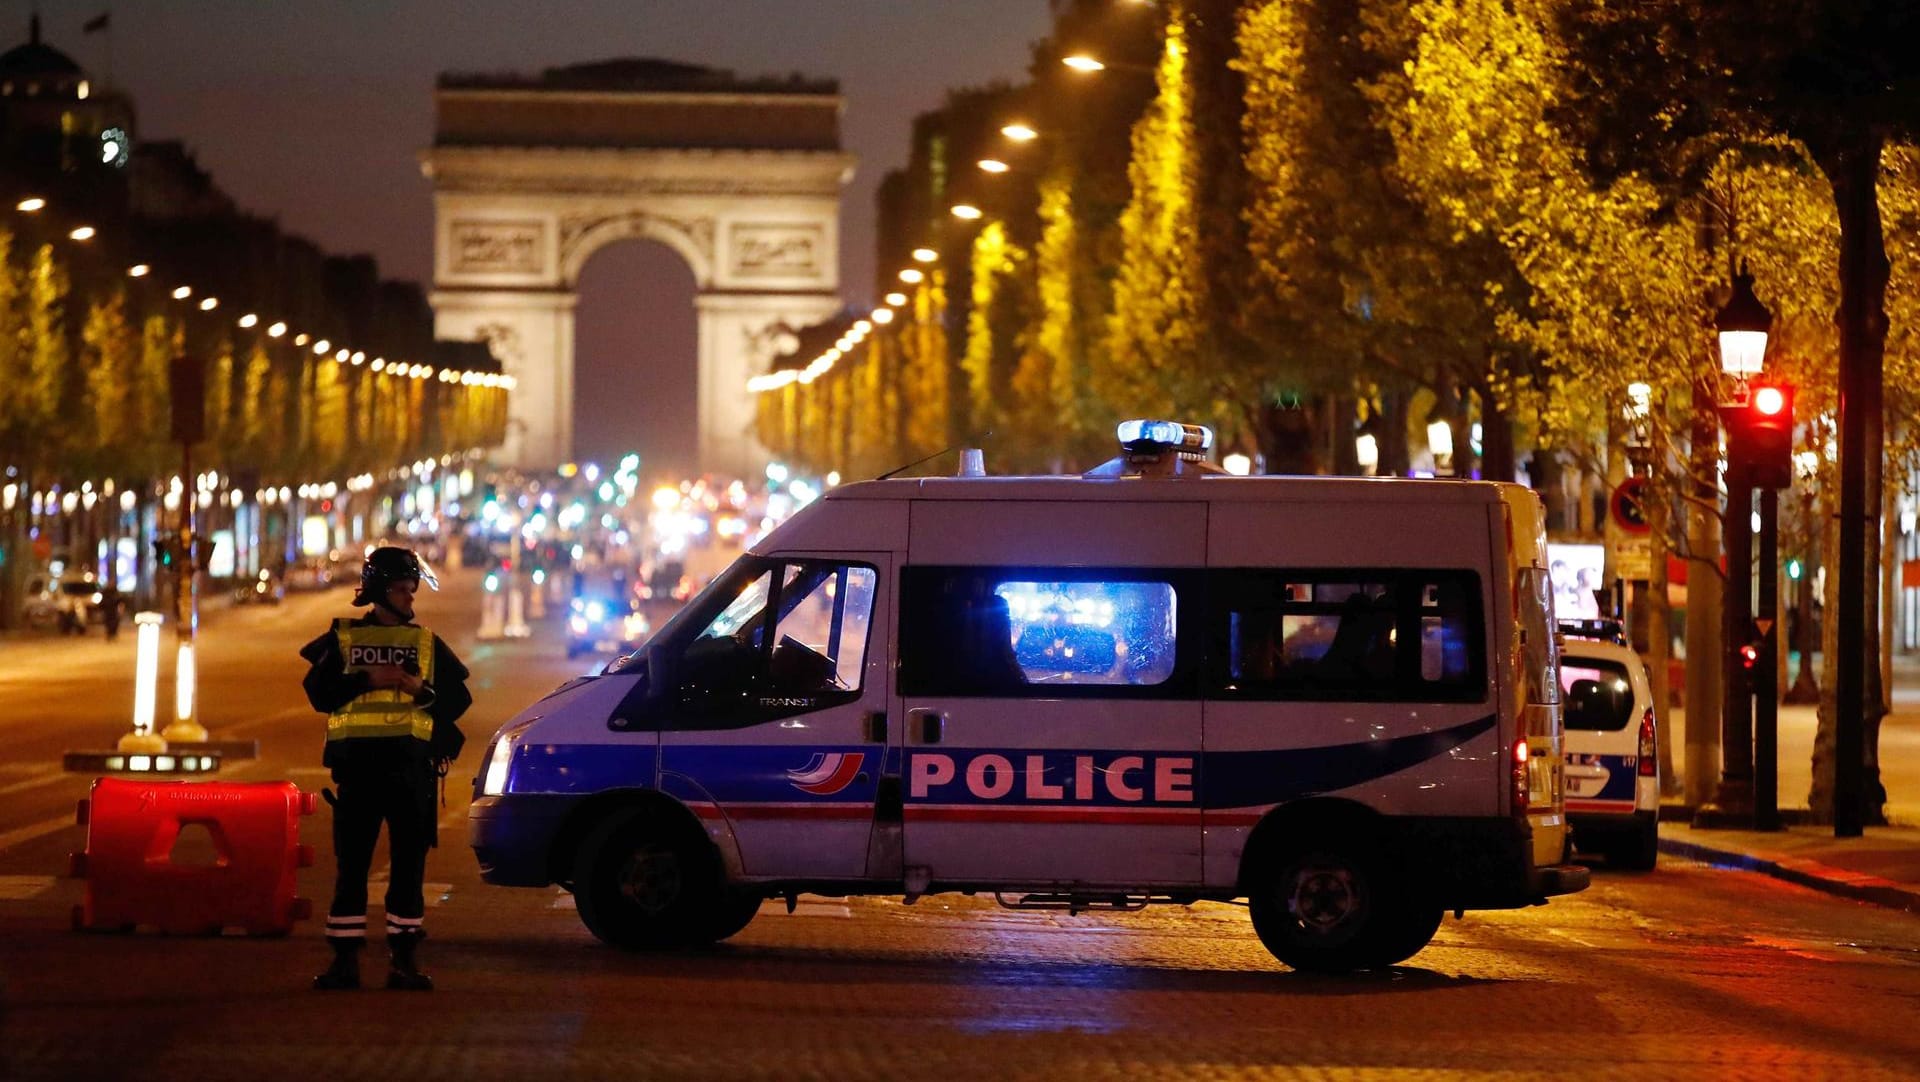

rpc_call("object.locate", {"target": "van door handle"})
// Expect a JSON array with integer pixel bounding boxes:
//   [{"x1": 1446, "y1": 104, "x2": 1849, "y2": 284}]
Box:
[
  {"x1": 864, "y1": 711, "x2": 888, "y2": 743},
  {"x1": 907, "y1": 708, "x2": 943, "y2": 745}
]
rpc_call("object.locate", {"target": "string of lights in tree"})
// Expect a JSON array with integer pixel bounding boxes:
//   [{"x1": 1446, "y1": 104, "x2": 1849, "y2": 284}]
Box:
[
  {"x1": 745, "y1": 119, "x2": 1034, "y2": 396},
  {"x1": 8, "y1": 194, "x2": 514, "y2": 391},
  {"x1": 745, "y1": 246, "x2": 935, "y2": 394}
]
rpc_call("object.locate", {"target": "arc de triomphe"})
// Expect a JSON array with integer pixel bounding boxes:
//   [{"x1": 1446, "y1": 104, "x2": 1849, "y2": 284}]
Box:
[{"x1": 421, "y1": 60, "x2": 850, "y2": 475}]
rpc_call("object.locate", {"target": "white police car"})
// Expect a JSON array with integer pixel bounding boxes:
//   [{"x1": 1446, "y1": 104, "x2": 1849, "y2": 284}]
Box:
[{"x1": 1559, "y1": 619, "x2": 1659, "y2": 869}]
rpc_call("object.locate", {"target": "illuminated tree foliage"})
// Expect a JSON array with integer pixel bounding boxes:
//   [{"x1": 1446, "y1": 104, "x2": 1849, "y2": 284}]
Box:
[
  {"x1": 1100, "y1": 10, "x2": 1204, "y2": 425},
  {"x1": 80, "y1": 291, "x2": 134, "y2": 476},
  {"x1": 961, "y1": 220, "x2": 1030, "y2": 444},
  {"x1": 901, "y1": 273, "x2": 953, "y2": 458}
]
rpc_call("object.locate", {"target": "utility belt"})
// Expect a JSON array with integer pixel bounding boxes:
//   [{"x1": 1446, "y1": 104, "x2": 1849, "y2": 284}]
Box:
[{"x1": 326, "y1": 620, "x2": 435, "y2": 744}]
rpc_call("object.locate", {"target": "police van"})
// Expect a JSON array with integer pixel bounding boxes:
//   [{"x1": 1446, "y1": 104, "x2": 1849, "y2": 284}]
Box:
[{"x1": 471, "y1": 421, "x2": 1589, "y2": 972}]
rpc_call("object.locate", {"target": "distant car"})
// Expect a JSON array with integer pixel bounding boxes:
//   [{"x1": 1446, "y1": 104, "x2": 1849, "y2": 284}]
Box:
[
  {"x1": 1559, "y1": 621, "x2": 1660, "y2": 869},
  {"x1": 39, "y1": 574, "x2": 110, "y2": 634},
  {"x1": 566, "y1": 596, "x2": 651, "y2": 660},
  {"x1": 21, "y1": 574, "x2": 62, "y2": 630},
  {"x1": 285, "y1": 558, "x2": 334, "y2": 592},
  {"x1": 234, "y1": 567, "x2": 286, "y2": 605}
]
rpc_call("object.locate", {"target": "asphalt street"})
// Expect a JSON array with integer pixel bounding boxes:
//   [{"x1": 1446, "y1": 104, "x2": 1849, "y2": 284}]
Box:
[{"x1": 2, "y1": 569, "x2": 1919, "y2": 1080}]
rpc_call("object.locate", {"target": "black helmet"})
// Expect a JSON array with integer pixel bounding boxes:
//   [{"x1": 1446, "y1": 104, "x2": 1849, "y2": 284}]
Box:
[{"x1": 352, "y1": 545, "x2": 439, "y2": 607}]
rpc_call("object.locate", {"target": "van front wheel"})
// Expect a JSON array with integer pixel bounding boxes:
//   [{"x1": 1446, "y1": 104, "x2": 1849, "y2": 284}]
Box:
[
  {"x1": 572, "y1": 812, "x2": 722, "y2": 950},
  {"x1": 1249, "y1": 842, "x2": 1403, "y2": 973}
]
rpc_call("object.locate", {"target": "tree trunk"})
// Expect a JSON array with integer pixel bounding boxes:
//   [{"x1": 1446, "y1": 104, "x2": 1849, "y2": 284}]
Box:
[
  {"x1": 1381, "y1": 387, "x2": 1411, "y2": 477},
  {"x1": 1479, "y1": 386, "x2": 1516, "y2": 483},
  {"x1": 1684, "y1": 372, "x2": 1724, "y2": 808},
  {"x1": 1813, "y1": 131, "x2": 1890, "y2": 831},
  {"x1": 1648, "y1": 456, "x2": 1679, "y2": 795},
  {"x1": 1330, "y1": 392, "x2": 1360, "y2": 475},
  {"x1": 1533, "y1": 446, "x2": 1568, "y2": 534}
]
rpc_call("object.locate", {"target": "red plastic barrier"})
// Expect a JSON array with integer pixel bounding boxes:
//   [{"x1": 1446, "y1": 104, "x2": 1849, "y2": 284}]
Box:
[{"x1": 69, "y1": 778, "x2": 317, "y2": 936}]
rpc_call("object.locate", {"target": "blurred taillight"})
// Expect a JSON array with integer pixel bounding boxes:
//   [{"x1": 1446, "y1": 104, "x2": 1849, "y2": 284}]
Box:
[
  {"x1": 1512, "y1": 737, "x2": 1530, "y2": 813},
  {"x1": 1638, "y1": 707, "x2": 1657, "y2": 777}
]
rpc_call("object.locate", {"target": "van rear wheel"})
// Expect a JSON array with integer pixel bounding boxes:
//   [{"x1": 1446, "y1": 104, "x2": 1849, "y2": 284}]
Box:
[
  {"x1": 1250, "y1": 841, "x2": 1404, "y2": 973},
  {"x1": 572, "y1": 811, "x2": 724, "y2": 950},
  {"x1": 1365, "y1": 899, "x2": 1444, "y2": 967}
]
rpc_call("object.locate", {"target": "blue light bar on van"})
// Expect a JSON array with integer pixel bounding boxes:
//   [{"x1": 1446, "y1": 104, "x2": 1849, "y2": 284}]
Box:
[{"x1": 1117, "y1": 419, "x2": 1215, "y2": 456}]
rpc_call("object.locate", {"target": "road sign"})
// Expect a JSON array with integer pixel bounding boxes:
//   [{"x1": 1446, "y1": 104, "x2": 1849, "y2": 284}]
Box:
[
  {"x1": 1611, "y1": 477, "x2": 1651, "y2": 535},
  {"x1": 1610, "y1": 536, "x2": 1653, "y2": 580}
]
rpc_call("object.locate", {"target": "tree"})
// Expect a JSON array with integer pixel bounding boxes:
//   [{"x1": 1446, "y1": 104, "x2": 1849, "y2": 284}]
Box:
[
  {"x1": 80, "y1": 291, "x2": 136, "y2": 478},
  {"x1": 1556, "y1": 0, "x2": 1920, "y2": 829},
  {"x1": 1100, "y1": 7, "x2": 1205, "y2": 424}
]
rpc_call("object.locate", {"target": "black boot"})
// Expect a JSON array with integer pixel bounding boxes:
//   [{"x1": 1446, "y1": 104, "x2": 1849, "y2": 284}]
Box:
[
  {"x1": 312, "y1": 938, "x2": 363, "y2": 990},
  {"x1": 386, "y1": 934, "x2": 433, "y2": 991}
]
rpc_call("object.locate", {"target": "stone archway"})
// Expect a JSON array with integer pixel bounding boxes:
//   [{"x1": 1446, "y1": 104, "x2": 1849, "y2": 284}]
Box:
[{"x1": 421, "y1": 60, "x2": 851, "y2": 475}]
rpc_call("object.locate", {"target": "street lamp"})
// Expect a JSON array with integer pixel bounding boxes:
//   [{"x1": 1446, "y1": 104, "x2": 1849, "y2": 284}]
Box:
[
  {"x1": 911, "y1": 247, "x2": 938, "y2": 263},
  {"x1": 1705, "y1": 260, "x2": 1775, "y2": 829},
  {"x1": 977, "y1": 158, "x2": 1010, "y2": 174},
  {"x1": 1624, "y1": 380, "x2": 1655, "y2": 471},
  {"x1": 950, "y1": 204, "x2": 984, "y2": 221},
  {"x1": 1001, "y1": 123, "x2": 1038, "y2": 142},
  {"x1": 1715, "y1": 260, "x2": 1773, "y2": 383},
  {"x1": 1062, "y1": 54, "x2": 1107, "y2": 73}
]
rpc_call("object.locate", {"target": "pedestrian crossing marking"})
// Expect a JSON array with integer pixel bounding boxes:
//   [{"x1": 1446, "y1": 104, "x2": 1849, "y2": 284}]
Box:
[{"x1": 0, "y1": 875, "x2": 57, "y2": 900}]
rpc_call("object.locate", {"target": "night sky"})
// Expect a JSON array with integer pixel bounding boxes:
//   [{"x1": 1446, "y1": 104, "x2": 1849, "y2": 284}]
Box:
[{"x1": 12, "y1": 1, "x2": 1053, "y2": 474}]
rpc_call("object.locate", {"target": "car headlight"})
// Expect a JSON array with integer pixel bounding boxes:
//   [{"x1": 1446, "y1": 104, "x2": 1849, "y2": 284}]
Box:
[
  {"x1": 569, "y1": 615, "x2": 589, "y2": 634},
  {"x1": 585, "y1": 601, "x2": 607, "y2": 623},
  {"x1": 481, "y1": 733, "x2": 517, "y2": 796}
]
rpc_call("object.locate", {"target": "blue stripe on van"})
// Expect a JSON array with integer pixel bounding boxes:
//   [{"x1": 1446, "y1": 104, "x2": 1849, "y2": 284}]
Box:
[
  {"x1": 514, "y1": 714, "x2": 1496, "y2": 810},
  {"x1": 510, "y1": 742, "x2": 658, "y2": 794},
  {"x1": 1199, "y1": 714, "x2": 1496, "y2": 808}
]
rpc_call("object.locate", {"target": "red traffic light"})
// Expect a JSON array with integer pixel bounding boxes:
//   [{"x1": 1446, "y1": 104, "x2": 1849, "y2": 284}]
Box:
[
  {"x1": 1739, "y1": 642, "x2": 1760, "y2": 670},
  {"x1": 1724, "y1": 381, "x2": 1796, "y2": 488}
]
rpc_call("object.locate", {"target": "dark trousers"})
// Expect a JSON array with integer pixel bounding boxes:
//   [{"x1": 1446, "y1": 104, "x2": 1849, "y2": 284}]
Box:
[{"x1": 327, "y1": 765, "x2": 434, "y2": 942}]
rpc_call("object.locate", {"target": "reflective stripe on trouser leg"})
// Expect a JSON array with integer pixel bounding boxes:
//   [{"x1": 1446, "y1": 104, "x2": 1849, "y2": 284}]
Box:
[
  {"x1": 325, "y1": 915, "x2": 367, "y2": 940},
  {"x1": 386, "y1": 913, "x2": 424, "y2": 940}
]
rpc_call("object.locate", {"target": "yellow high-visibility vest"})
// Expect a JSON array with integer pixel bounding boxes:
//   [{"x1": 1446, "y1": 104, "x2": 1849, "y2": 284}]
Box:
[{"x1": 327, "y1": 619, "x2": 436, "y2": 743}]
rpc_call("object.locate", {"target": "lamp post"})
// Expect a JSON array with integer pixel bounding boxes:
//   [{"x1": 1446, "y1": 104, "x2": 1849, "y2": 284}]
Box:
[{"x1": 1703, "y1": 261, "x2": 1772, "y2": 827}]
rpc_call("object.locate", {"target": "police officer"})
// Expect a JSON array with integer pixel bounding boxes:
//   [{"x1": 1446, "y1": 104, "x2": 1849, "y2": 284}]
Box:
[{"x1": 301, "y1": 546, "x2": 470, "y2": 991}]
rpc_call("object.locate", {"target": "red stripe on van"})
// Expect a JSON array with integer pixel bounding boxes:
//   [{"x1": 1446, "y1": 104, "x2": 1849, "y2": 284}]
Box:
[{"x1": 1565, "y1": 799, "x2": 1636, "y2": 814}]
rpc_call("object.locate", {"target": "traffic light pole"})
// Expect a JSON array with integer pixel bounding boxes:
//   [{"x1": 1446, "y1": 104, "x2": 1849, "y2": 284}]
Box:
[
  {"x1": 1756, "y1": 487, "x2": 1780, "y2": 831},
  {"x1": 161, "y1": 353, "x2": 207, "y2": 745},
  {"x1": 1713, "y1": 459, "x2": 1755, "y2": 822},
  {"x1": 160, "y1": 435, "x2": 205, "y2": 743}
]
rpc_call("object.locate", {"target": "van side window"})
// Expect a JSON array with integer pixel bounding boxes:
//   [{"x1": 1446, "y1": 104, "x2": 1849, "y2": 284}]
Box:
[
  {"x1": 771, "y1": 564, "x2": 877, "y2": 692},
  {"x1": 663, "y1": 559, "x2": 878, "y2": 727},
  {"x1": 1213, "y1": 570, "x2": 1485, "y2": 702},
  {"x1": 900, "y1": 567, "x2": 1187, "y2": 697}
]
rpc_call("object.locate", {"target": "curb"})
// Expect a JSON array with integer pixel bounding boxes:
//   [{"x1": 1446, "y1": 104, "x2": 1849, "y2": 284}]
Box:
[{"x1": 1658, "y1": 836, "x2": 1920, "y2": 914}]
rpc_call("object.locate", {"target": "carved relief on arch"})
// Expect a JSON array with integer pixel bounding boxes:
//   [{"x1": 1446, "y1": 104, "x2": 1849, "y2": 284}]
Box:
[
  {"x1": 558, "y1": 210, "x2": 715, "y2": 286},
  {"x1": 473, "y1": 322, "x2": 524, "y2": 371}
]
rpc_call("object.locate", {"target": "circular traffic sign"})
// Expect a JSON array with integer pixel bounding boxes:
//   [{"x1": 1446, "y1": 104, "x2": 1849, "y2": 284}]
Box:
[{"x1": 1611, "y1": 476, "x2": 1651, "y2": 534}]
